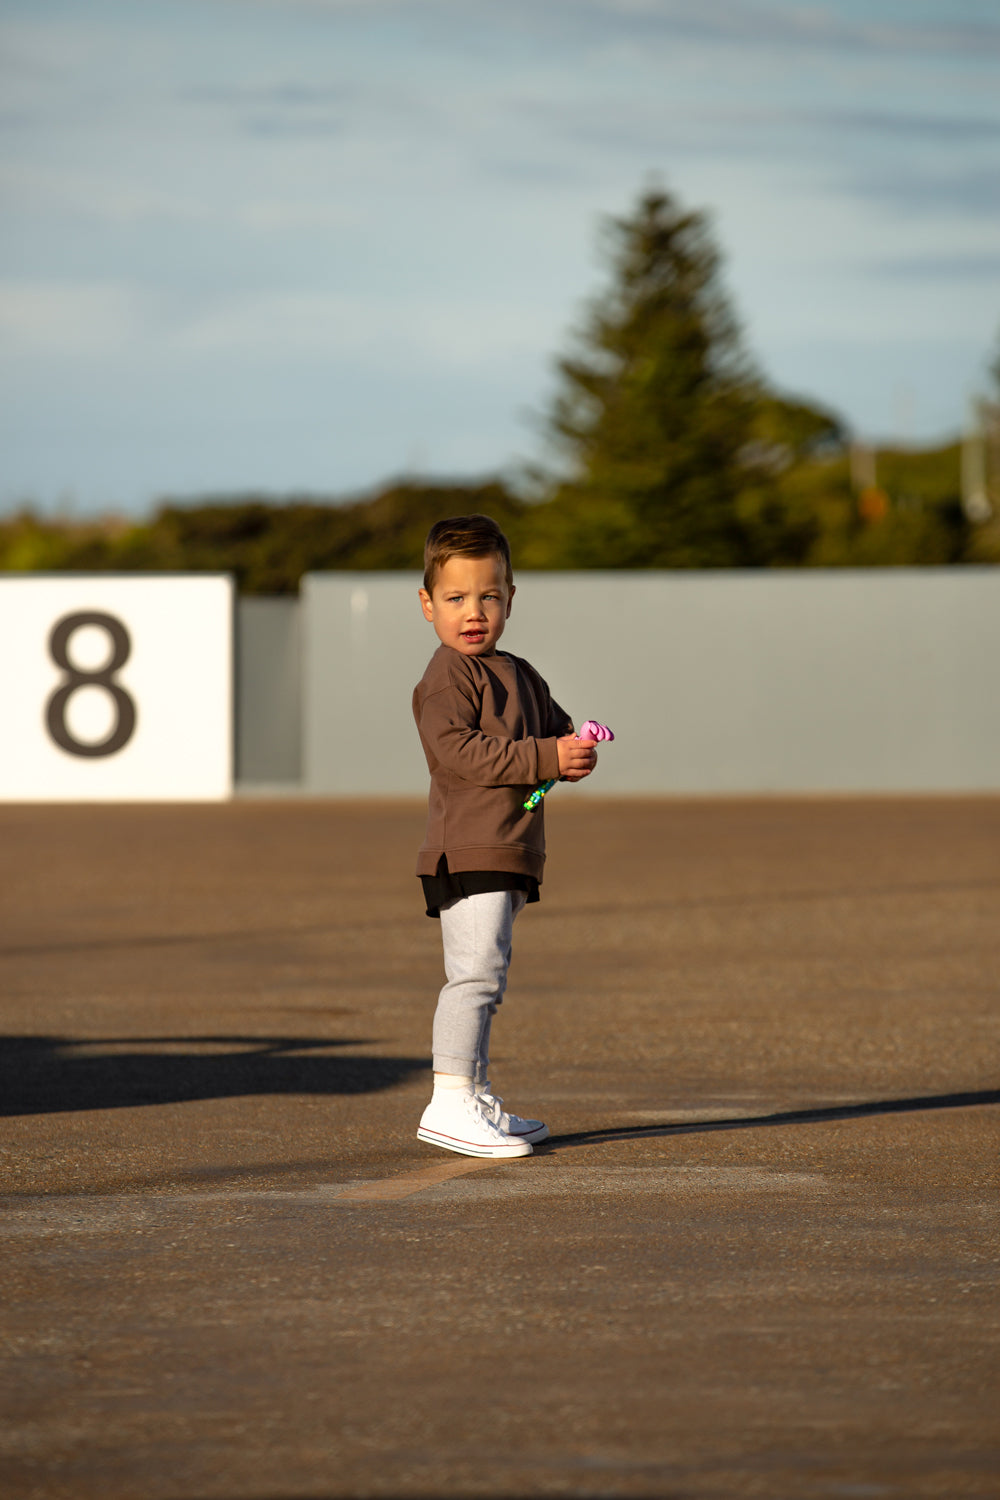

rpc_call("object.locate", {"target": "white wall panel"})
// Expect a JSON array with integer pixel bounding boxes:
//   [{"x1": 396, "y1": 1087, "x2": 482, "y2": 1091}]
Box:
[{"x1": 0, "y1": 576, "x2": 232, "y2": 801}]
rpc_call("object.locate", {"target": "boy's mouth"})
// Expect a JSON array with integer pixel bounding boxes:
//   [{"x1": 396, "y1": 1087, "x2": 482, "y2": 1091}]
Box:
[{"x1": 461, "y1": 629, "x2": 486, "y2": 642}]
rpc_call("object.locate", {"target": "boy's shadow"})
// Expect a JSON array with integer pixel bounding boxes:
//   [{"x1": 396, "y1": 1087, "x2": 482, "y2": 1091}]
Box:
[
  {"x1": 0, "y1": 1034, "x2": 429, "y2": 1116},
  {"x1": 542, "y1": 1087, "x2": 1000, "y2": 1150}
]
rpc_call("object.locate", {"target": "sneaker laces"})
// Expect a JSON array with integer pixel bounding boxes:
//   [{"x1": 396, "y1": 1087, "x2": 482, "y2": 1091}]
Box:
[
  {"x1": 463, "y1": 1092, "x2": 510, "y2": 1141},
  {"x1": 477, "y1": 1091, "x2": 512, "y2": 1130}
]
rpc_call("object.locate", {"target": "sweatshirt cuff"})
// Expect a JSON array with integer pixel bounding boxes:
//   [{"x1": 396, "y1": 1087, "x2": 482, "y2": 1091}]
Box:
[{"x1": 536, "y1": 737, "x2": 560, "y2": 781}]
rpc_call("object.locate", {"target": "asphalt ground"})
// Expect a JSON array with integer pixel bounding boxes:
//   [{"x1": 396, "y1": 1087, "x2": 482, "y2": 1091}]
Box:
[{"x1": 1, "y1": 796, "x2": 998, "y2": 1500}]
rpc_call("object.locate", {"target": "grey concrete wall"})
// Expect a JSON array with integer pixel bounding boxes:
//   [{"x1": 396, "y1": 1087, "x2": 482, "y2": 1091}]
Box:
[
  {"x1": 301, "y1": 574, "x2": 430, "y2": 795},
  {"x1": 301, "y1": 570, "x2": 1000, "y2": 795},
  {"x1": 235, "y1": 597, "x2": 301, "y2": 786}
]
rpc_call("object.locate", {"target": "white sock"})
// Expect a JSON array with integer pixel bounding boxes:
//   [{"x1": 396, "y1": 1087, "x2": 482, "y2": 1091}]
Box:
[{"x1": 433, "y1": 1072, "x2": 474, "y2": 1101}]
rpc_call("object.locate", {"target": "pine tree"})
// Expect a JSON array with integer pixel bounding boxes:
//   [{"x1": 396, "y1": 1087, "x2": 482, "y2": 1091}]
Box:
[{"x1": 541, "y1": 186, "x2": 762, "y2": 567}]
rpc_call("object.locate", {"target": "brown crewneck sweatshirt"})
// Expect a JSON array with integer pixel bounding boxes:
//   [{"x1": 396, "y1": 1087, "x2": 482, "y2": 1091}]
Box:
[{"x1": 413, "y1": 645, "x2": 573, "y2": 880}]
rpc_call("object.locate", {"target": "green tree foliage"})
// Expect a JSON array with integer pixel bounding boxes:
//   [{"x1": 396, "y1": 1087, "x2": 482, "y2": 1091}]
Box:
[
  {"x1": 807, "y1": 441, "x2": 970, "y2": 567},
  {"x1": 0, "y1": 433, "x2": 982, "y2": 586},
  {"x1": 536, "y1": 186, "x2": 762, "y2": 567},
  {"x1": 1, "y1": 186, "x2": 993, "y2": 581},
  {"x1": 530, "y1": 182, "x2": 986, "y2": 570},
  {"x1": 733, "y1": 393, "x2": 849, "y2": 566},
  {"x1": 963, "y1": 331, "x2": 1000, "y2": 562},
  {"x1": 0, "y1": 482, "x2": 530, "y2": 594}
]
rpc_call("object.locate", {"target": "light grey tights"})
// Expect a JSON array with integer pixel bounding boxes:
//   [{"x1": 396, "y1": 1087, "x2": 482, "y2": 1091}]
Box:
[{"x1": 433, "y1": 889, "x2": 527, "y2": 1079}]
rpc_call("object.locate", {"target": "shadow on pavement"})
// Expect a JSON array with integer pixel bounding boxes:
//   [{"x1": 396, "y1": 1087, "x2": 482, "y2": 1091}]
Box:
[
  {"x1": 0, "y1": 1034, "x2": 430, "y2": 1116},
  {"x1": 545, "y1": 1087, "x2": 1000, "y2": 1150},
  {"x1": 0, "y1": 917, "x2": 407, "y2": 960}
]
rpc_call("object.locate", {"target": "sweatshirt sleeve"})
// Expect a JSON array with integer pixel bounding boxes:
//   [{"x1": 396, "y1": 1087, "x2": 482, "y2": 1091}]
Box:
[
  {"x1": 547, "y1": 692, "x2": 574, "y2": 739},
  {"x1": 521, "y1": 658, "x2": 573, "y2": 740},
  {"x1": 416, "y1": 672, "x2": 559, "y2": 787}
]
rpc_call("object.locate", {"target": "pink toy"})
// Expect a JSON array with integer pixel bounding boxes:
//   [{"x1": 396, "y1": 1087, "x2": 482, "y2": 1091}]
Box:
[
  {"x1": 523, "y1": 720, "x2": 615, "y2": 811},
  {"x1": 579, "y1": 720, "x2": 615, "y2": 742}
]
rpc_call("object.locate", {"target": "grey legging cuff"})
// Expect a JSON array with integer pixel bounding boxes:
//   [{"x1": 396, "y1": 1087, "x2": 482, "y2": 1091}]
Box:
[{"x1": 432, "y1": 889, "x2": 527, "y2": 1078}]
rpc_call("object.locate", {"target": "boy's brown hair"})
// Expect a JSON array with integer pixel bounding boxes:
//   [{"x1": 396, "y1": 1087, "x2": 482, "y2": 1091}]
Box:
[{"x1": 422, "y1": 514, "x2": 513, "y2": 593}]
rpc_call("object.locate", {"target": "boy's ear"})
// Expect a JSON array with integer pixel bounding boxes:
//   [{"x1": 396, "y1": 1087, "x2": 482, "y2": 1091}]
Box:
[
  {"x1": 505, "y1": 583, "x2": 515, "y2": 619},
  {"x1": 418, "y1": 587, "x2": 434, "y2": 622}
]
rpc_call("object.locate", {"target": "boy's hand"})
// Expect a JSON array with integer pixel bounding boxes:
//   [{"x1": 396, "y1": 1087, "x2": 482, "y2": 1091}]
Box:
[{"x1": 557, "y1": 734, "x2": 598, "y2": 781}]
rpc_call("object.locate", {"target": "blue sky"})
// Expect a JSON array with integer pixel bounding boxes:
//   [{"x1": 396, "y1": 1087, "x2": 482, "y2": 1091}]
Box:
[{"x1": 1, "y1": 0, "x2": 998, "y2": 515}]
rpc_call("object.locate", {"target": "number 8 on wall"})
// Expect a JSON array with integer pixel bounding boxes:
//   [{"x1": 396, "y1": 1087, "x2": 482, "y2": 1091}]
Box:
[
  {"x1": 45, "y1": 611, "x2": 138, "y2": 759},
  {"x1": 0, "y1": 577, "x2": 233, "y2": 802}
]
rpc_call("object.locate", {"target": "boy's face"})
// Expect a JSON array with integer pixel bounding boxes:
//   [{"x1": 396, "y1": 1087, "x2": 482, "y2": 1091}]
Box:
[{"x1": 418, "y1": 552, "x2": 514, "y2": 657}]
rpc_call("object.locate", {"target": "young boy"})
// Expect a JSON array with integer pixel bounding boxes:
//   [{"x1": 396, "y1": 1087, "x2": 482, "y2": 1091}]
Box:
[{"x1": 412, "y1": 514, "x2": 598, "y2": 1159}]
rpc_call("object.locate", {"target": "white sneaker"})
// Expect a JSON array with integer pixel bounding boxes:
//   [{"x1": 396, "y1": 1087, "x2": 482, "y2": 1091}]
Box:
[
  {"x1": 477, "y1": 1089, "x2": 549, "y2": 1145},
  {"x1": 417, "y1": 1091, "x2": 533, "y2": 1159}
]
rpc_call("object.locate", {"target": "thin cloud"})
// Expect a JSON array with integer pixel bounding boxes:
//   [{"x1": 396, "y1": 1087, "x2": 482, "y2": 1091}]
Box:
[
  {"x1": 177, "y1": 75, "x2": 435, "y2": 141},
  {"x1": 872, "y1": 253, "x2": 1000, "y2": 281},
  {"x1": 180, "y1": 82, "x2": 354, "y2": 106},
  {"x1": 797, "y1": 107, "x2": 1000, "y2": 143},
  {"x1": 0, "y1": 163, "x2": 209, "y2": 225},
  {"x1": 0, "y1": 279, "x2": 148, "y2": 354},
  {"x1": 168, "y1": 291, "x2": 551, "y2": 368},
  {"x1": 242, "y1": 113, "x2": 349, "y2": 138},
  {"x1": 477, "y1": 155, "x2": 587, "y2": 189},
  {"x1": 218, "y1": 0, "x2": 1000, "y2": 60},
  {"x1": 853, "y1": 164, "x2": 1000, "y2": 219}
]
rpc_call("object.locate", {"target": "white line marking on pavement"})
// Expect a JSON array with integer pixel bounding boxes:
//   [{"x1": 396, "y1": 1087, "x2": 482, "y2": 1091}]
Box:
[{"x1": 332, "y1": 1156, "x2": 499, "y2": 1202}]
